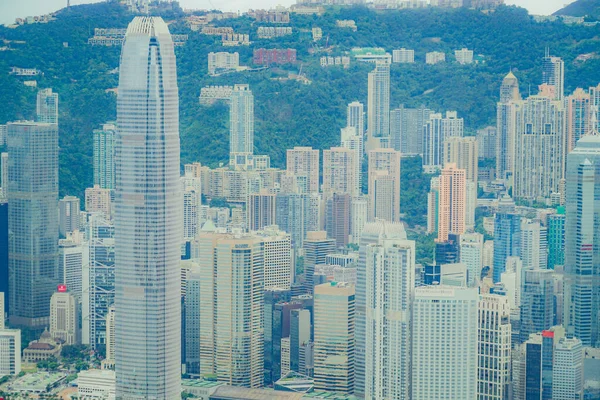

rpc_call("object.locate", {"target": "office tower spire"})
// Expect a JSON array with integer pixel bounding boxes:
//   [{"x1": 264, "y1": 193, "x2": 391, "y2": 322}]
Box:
[{"x1": 114, "y1": 16, "x2": 182, "y2": 399}]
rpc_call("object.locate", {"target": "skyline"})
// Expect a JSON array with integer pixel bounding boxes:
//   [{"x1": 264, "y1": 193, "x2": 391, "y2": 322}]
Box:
[{"x1": 0, "y1": 0, "x2": 578, "y2": 25}]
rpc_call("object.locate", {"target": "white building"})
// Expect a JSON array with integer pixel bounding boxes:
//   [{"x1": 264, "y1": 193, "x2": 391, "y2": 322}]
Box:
[
  {"x1": 478, "y1": 294, "x2": 511, "y2": 400},
  {"x1": 0, "y1": 329, "x2": 21, "y2": 376},
  {"x1": 350, "y1": 196, "x2": 368, "y2": 244},
  {"x1": 365, "y1": 237, "x2": 415, "y2": 399},
  {"x1": 77, "y1": 369, "x2": 116, "y2": 400},
  {"x1": 207, "y1": 51, "x2": 239, "y2": 75},
  {"x1": 521, "y1": 219, "x2": 548, "y2": 270},
  {"x1": 59, "y1": 195, "x2": 80, "y2": 237},
  {"x1": 412, "y1": 285, "x2": 478, "y2": 400},
  {"x1": 460, "y1": 232, "x2": 484, "y2": 287},
  {"x1": 255, "y1": 226, "x2": 293, "y2": 290},
  {"x1": 426, "y1": 51, "x2": 445, "y2": 64},
  {"x1": 392, "y1": 48, "x2": 415, "y2": 63},
  {"x1": 367, "y1": 62, "x2": 391, "y2": 138},
  {"x1": 59, "y1": 239, "x2": 86, "y2": 301},
  {"x1": 552, "y1": 337, "x2": 584, "y2": 400},
  {"x1": 455, "y1": 48, "x2": 474, "y2": 64},
  {"x1": 347, "y1": 101, "x2": 365, "y2": 140},
  {"x1": 281, "y1": 337, "x2": 290, "y2": 377}
]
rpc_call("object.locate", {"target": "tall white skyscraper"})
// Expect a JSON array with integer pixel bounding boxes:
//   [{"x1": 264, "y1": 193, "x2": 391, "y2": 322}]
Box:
[
  {"x1": 93, "y1": 123, "x2": 116, "y2": 189},
  {"x1": 520, "y1": 219, "x2": 548, "y2": 270},
  {"x1": 460, "y1": 232, "x2": 483, "y2": 287},
  {"x1": 365, "y1": 236, "x2": 415, "y2": 399},
  {"x1": 230, "y1": 84, "x2": 254, "y2": 167},
  {"x1": 347, "y1": 101, "x2": 365, "y2": 140},
  {"x1": 478, "y1": 294, "x2": 511, "y2": 400},
  {"x1": 412, "y1": 285, "x2": 478, "y2": 400},
  {"x1": 367, "y1": 62, "x2": 390, "y2": 138},
  {"x1": 36, "y1": 88, "x2": 58, "y2": 124},
  {"x1": 50, "y1": 288, "x2": 79, "y2": 345},
  {"x1": 114, "y1": 17, "x2": 182, "y2": 399},
  {"x1": 496, "y1": 71, "x2": 521, "y2": 181},
  {"x1": 552, "y1": 337, "x2": 584, "y2": 400},
  {"x1": 564, "y1": 133, "x2": 600, "y2": 347}
]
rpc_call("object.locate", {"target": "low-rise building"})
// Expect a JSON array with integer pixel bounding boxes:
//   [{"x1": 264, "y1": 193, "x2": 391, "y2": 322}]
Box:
[{"x1": 77, "y1": 369, "x2": 116, "y2": 400}]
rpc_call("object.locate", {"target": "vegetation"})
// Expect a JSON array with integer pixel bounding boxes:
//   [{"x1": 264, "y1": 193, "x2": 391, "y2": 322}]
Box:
[
  {"x1": 1, "y1": 2, "x2": 599, "y2": 202},
  {"x1": 36, "y1": 356, "x2": 60, "y2": 371},
  {"x1": 554, "y1": 0, "x2": 600, "y2": 20}
]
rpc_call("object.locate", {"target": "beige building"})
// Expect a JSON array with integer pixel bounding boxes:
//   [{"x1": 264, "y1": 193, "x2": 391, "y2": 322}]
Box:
[
  {"x1": 443, "y1": 136, "x2": 478, "y2": 184},
  {"x1": 323, "y1": 147, "x2": 358, "y2": 198},
  {"x1": 368, "y1": 149, "x2": 401, "y2": 222},
  {"x1": 437, "y1": 163, "x2": 466, "y2": 242},
  {"x1": 314, "y1": 282, "x2": 355, "y2": 394},
  {"x1": 286, "y1": 147, "x2": 320, "y2": 193},
  {"x1": 50, "y1": 289, "x2": 79, "y2": 345},
  {"x1": 85, "y1": 185, "x2": 112, "y2": 218}
]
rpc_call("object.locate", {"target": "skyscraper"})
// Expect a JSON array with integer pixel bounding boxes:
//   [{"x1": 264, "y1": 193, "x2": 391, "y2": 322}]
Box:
[
  {"x1": 436, "y1": 163, "x2": 466, "y2": 242},
  {"x1": 496, "y1": 71, "x2": 521, "y2": 181},
  {"x1": 194, "y1": 232, "x2": 264, "y2": 387},
  {"x1": 247, "y1": 190, "x2": 277, "y2": 232},
  {"x1": 286, "y1": 147, "x2": 320, "y2": 193},
  {"x1": 93, "y1": 123, "x2": 116, "y2": 189},
  {"x1": 493, "y1": 195, "x2": 521, "y2": 283},
  {"x1": 325, "y1": 193, "x2": 351, "y2": 248},
  {"x1": 477, "y1": 294, "x2": 511, "y2": 400},
  {"x1": 565, "y1": 88, "x2": 592, "y2": 152},
  {"x1": 230, "y1": 84, "x2": 254, "y2": 167},
  {"x1": 114, "y1": 17, "x2": 182, "y2": 398},
  {"x1": 367, "y1": 148, "x2": 401, "y2": 222},
  {"x1": 443, "y1": 136, "x2": 478, "y2": 183},
  {"x1": 367, "y1": 62, "x2": 390, "y2": 138},
  {"x1": 520, "y1": 219, "x2": 548, "y2": 270},
  {"x1": 412, "y1": 285, "x2": 478, "y2": 400},
  {"x1": 542, "y1": 53, "x2": 564, "y2": 100},
  {"x1": 304, "y1": 231, "x2": 336, "y2": 293},
  {"x1": 313, "y1": 282, "x2": 355, "y2": 394},
  {"x1": 59, "y1": 195, "x2": 80, "y2": 237},
  {"x1": 564, "y1": 133, "x2": 600, "y2": 347},
  {"x1": 364, "y1": 236, "x2": 415, "y2": 399},
  {"x1": 547, "y1": 208, "x2": 565, "y2": 269},
  {"x1": 389, "y1": 105, "x2": 431, "y2": 154},
  {"x1": 323, "y1": 147, "x2": 359, "y2": 197},
  {"x1": 347, "y1": 101, "x2": 365, "y2": 140},
  {"x1": 36, "y1": 88, "x2": 58, "y2": 124},
  {"x1": 552, "y1": 337, "x2": 584, "y2": 400},
  {"x1": 7, "y1": 121, "x2": 59, "y2": 328},
  {"x1": 520, "y1": 268, "x2": 554, "y2": 342},
  {"x1": 460, "y1": 232, "x2": 484, "y2": 287},
  {"x1": 49, "y1": 287, "x2": 79, "y2": 345}
]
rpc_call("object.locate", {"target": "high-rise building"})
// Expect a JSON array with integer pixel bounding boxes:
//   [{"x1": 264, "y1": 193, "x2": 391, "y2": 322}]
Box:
[
  {"x1": 93, "y1": 123, "x2": 116, "y2": 189},
  {"x1": 0, "y1": 152, "x2": 7, "y2": 198},
  {"x1": 286, "y1": 147, "x2": 320, "y2": 193},
  {"x1": 350, "y1": 196, "x2": 368, "y2": 244},
  {"x1": 0, "y1": 202, "x2": 7, "y2": 315},
  {"x1": 182, "y1": 186, "x2": 201, "y2": 241},
  {"x1": 367, "y1": 62, "x2": 390, "y2": 138},
  {"x1": 412, "y1": 285, "x2": 478, "y2": 400},
  {"x1": 477, "y1": 126, "x2": 497, "y2": 160},
  {"x1": 521, "y1": 219, "x2": 548, "y2": 270},
  {"x1": 547, "y1": 208, "x2": 565, "y2": 269},
  {"x1": 392, "y1": 48, "x2": 415, "y2": 63},
  {"x1": 323, "y1": 147, "x2": 358, "y2": 197},
  {"x1": 542, "y1": 53, "x2": 564, "y2": 100},
  {"x1": 437, "y1": 163, "x2": 466, "y2": 242},
  {"x1": 493, "y1": 195, "x2": 521, "y2": 283},
  {"x1": 325, "y1": 193, "x2": 351, "y2": 248},
  {"x1": 347, "y1": 101, "x2": 365, "y2": 140},
  {"x1": 255, "y1": 225, "x2": 292, "y2": 290},
  {"x1": 194, "y1": 232, "x2": 264, "y2": 387},
  {"x1": 0, "y1": 329, "x2": 21, "y2": 376},
  {"x1": 364, "y1": 236, "x2": 415, "y2": 399},
  {"x1": 36, "y1": 88, "x2": 59, "y2": 123},
  {"x1": 7, "y1": 121, "x2": 59, "y2": 328},
  {"x1": 355, "y1": 220, "x2": 407, "y2": 397},
  {"x1": 313, "y1": 282, "x2": 355, "y2": 394},
  {"x1": 443, "y1": 136, "x2": 478, "y2": 183},
  {"x1": 520, "y1": 268, "x2": 554, "y2": 342},
  {"x1": 114, "y1": 17, "x2": 182, "y2": 399},
  {"x1": 496, "y1": 71, "x2": 521, "y2": 181},
  {"x1": 477, "y1": 294, "x2": 511, "y2": 400},
  {"x1": 423, "y1": 111, "x2": 464, "y2": 172},
  {"x1": 58, "y1": 239, "x2": 84, "y2": 301},
  {"x1": 390, "y1": 105, "x2": 431, "y2": 154},
  {"x1": 304, "y1": 231, "x2": 336, "y2": 293},
  {"x1": 59, "y1": 195, "x2": 80, "y2": 237},
  {"x1": 564, "y1": 133, "x2": 600, "y2": 347},
  {"x1": 368, "y1": 148, "x2": 401, "y2": 222},
  {"x1": 82, "y1": 214, "x2": 114, "y2": 347},
  {"x1": 276, "y1": 193, "x2": 312, "y2": 249},
  {"x1": 427, "y1": 176, "x2": 440, "y2": 234},
  {"x1": 289, "y1": 308, "x2": 311, "y2": 374},
  {"x1": 85, "y1": 185, "x2": 112, "y2": 218},
  {"x1": 565, "y1": 88, "x2": 592, "y2": 152},
  {"x1": 247, "y1": 190, "x2": 277, "y2": 232},
  {"x1": 262, "y1": 289, "x2": 294, "y2": 384},
  {"x1": 513, "y1": 89, "x2": 566, "y2": 202},
  {"x1": 552, "y1": 337, "x2": 584, "y2": 400},
  {"x1": 0, "y1": 292, "x2": 4, "y2": 329},
  {"x1": 340, "y1": 126, "x2": 363, "y2": 190},
  {"x1": 230, "y1": 84, "x2": 254, "y2": 167},
  {"x1": 460, "y1": 232, "x2": 483, "y2": 287},
  {"x1": 50, "y1": 287, "x2": 79, "y2": 345},
  {"x1": 104, "y1": 305, "x2": 115, "y2": 365}
]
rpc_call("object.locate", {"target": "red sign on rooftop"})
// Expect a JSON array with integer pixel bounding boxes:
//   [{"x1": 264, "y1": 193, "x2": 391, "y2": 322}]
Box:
[{"x1": 57, "y1": 284, "x2": 67, "y2": 293}]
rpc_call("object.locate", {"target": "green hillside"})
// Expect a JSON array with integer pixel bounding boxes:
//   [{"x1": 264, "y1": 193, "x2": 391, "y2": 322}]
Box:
[
  {"x1": 554, "y1": 0, "x2": 600, "y2": 20},
  {"x1": 1, "y1": 2, "x2": 599, "y2": 199}
]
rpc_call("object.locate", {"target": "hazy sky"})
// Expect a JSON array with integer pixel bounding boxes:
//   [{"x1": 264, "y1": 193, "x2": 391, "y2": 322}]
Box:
[{"x1": 0, "y1": 0, "x2": 575, "y2": 25}]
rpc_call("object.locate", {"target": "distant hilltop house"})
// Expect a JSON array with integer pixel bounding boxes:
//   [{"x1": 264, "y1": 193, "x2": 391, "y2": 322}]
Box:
[
  {"x1": 253, "y1": 48, "x2": 297, "y2": 65},
  {"x1": 351, "y1": 47, "x2": 392, "y2": 64},
  {"x1": 336, "y1": 20, "x2": 357, "y2": 31},
  {"x1": 426, "y1": 51, "x2": 446, "y2": 64},
  {"x1": 201, "y1": 26, "x2": 234, "y2": 36},
  {"x1": 257, "y1": 27, "x2": 293, "y2": 39},
  {"x1": 208, "y1": 52, "x2": 243, "y2": 76},
  {"x1": 320, "y1": 56, "x2": 351, "y2": 68},
  {"x1": 247, "y1": 9, "x2": 291, "y2": 23},
  {"x1": 88, "y1": 28, "x2": 188, "y2": 46},
  {"x1": 222, "y1": 33, "x2": 251, "y2": 47},
  {"x1": 199, "y1": 86, "x2": 234, "y2": 105},
  {"x1": 14, "y1": 14, "x2": 54, "y2": 25},
  {"x1": 10, "y1": 66, "x2": 41, "y2": 76}
]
